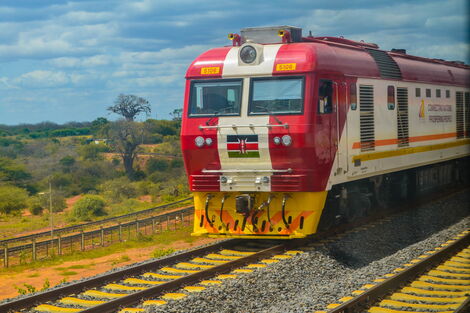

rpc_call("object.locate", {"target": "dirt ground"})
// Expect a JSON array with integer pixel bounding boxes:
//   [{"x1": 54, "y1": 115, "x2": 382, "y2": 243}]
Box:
[{"x1": 0, "y1": 237, "x2": 218, "y2": 301}]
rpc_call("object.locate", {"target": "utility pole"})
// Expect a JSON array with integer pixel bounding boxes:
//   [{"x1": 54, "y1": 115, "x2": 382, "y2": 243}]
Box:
[{"x1": 49, "y1": 180, "x2": 53, "y2": 239}]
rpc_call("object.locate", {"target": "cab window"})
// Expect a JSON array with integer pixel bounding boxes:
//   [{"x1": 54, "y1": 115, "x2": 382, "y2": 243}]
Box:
[
  {"x1": 318, "y1": 80, "x2": 333, "y2": 114},
  {"x1": 188, "y1": 79, "x2": 242, "y2": 117},
  {"x1": 249, "y1": 76, "x2": 304, "y2": 115}
]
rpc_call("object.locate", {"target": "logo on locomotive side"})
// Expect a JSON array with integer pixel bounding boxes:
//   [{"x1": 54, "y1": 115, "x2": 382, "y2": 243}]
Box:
[{"x1": 227, "y1": 135, "x2": 259, "y2": 158}]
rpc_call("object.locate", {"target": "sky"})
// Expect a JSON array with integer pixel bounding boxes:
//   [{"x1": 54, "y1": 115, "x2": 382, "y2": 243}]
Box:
[{"x1": 0, "y1": 0, "x2": 468, "y2": 125}]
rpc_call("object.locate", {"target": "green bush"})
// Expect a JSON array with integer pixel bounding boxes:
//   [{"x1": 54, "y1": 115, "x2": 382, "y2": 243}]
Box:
[
  {"x1": 0, "y1": 185, "x2": 29, "y2": 214},
  {"x1": 28, "y1": 196, "x2": 44, "y2": 215},
  {"x1": 71, "y1": 195, "x2": 106, "y2": 221},
  {"x1": 146, "y1": 158, "x2": 170, "y2": 173},
  {"x1": 100, "y1": 177, "x2": 137, "y2": 202}
]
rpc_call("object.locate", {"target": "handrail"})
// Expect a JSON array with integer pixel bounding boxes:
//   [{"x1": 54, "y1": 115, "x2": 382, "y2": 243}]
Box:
[
  {"x1": 199, "y1": 123, "x2": 289, "y2": 130},
  {"x1": 202, "y1": 168, "x2": 292, "y2": 173}
]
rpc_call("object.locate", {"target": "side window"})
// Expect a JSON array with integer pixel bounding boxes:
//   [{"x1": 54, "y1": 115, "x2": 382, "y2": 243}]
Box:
[
  {"x1": 436, "y1": 89, "x2": 441, "y2": 98},
  {"x1": 446, "y1": 90, "x2": 450, "y2": 98},
  {"x1": 415, "y1": 88, "x2": 421, "y2": 97},
  {"x1": 387, "y1": 85, "x2": 395, "y2": 110},
  {"x1": 426, "y1": 88, "x2": 431, "y2": 98},
  {"x1": 350, "y1": 83, "x2": 357, "y2": 110},
  {"x1": 318, "y1": 80, "x2": 333, "y2": 114}
]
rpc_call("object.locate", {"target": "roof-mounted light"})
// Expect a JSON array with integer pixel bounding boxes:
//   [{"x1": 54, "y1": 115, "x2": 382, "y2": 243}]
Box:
[{"x1": 240, "y1": 45, "x2": 257, "y2": 64}]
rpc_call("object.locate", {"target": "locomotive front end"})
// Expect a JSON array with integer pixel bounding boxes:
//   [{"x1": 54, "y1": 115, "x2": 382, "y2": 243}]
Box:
[{"x1": 182, "y1": 26, "x2": 330, "y2": 238}]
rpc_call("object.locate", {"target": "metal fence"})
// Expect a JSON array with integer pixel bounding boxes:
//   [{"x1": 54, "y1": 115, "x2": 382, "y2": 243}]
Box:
[
  {"x1": 1, "y1": 204, "x2": 194, "y2": 268},
  {"x1": 0, "y1": 197, "x2": 192, "y2": 247}
]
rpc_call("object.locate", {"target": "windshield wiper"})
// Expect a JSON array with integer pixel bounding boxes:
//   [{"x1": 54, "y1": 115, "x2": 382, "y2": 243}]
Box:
[
  {"x1": 255, "y1": 105, "x2": 284, "y2": 125},
  {"x1": 205, "y1": 106, "x2": 235, "y2": 126}
]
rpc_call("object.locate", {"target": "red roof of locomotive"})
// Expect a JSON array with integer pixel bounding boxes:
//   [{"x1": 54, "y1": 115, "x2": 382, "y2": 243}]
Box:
[{"x1": 186, "y1": 36, "x2": 469, "y2": 87}]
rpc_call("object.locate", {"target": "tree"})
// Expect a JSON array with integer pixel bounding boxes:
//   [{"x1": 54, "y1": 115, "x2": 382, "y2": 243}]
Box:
[
  {"x1": 91, "y1": 117, "x2": 109, "y2": 136},
  {"x1": 0, "y1": 185, "x2": 28, "y2": 214},
  {"x1": 108, "y1": 94, "x2": 151, "y2": 121},
  {"x1": 107, "y1": 120, "x2": 146, "y2": 179},
  {"x1": 0, "y1": 157, "x2": 31, "y2": 185},
  {"x1": 59, "y1": 156, "x2": 75, "y2": 172},
  {"x1": 72, "y1": 195, "x2": 106, "y2": 221},
  {"x1": 170, "y1": 108, "x2": 182, "y2": 121}
]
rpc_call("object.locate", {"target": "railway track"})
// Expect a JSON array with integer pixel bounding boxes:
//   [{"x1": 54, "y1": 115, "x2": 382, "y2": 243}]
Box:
[
  {"x1": 320, "y1": 229, "x2": 470, "y2": 313},
  {"x1": 0, "y1": 238, "x2": 306, "y2": 313},
  {"x1": 1, "y1": 188, "x2": 466, "y2": 313}
]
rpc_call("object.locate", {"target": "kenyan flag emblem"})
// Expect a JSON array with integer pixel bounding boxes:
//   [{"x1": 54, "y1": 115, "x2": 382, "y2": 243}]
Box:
[{"x1": 227, "y1": 135, "x2": 259, "y2": 158}]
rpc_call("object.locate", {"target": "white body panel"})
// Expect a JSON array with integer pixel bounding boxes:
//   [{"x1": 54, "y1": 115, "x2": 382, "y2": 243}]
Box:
[{"x1": 328, "y1": 78, "x2": 470, "y2": 188}]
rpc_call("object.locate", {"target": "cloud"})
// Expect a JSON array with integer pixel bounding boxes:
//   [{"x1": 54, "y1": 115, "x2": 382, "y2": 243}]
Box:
[
  {"x1": 14, "y1": 70, "x2": 69, "y2": 88},
  {"x1": 0, "y1": 0, "x2": 468, "y2": 124}
]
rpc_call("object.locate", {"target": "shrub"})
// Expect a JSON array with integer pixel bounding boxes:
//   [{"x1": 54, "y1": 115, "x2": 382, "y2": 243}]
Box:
[
  {"x1": 100, "y1": 177, "x2": 137, "y2": 202},
  {"x1": 28, "y1": 196, "x2": 44, "y2": 215},
  {"x1": 71, "y1": 195, "x2": 106, "y2": 221},
  {"x1": 0, "y1": 185, "x2": 28, "y2": 214},
  {"x1": 146, "y1": 158, "x2": 170, "y2": 173}
]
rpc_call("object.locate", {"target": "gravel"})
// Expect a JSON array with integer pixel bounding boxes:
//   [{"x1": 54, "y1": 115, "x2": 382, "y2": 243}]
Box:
[{"x1": 145, "y1": 191, "x2": 470, "y2": 313}]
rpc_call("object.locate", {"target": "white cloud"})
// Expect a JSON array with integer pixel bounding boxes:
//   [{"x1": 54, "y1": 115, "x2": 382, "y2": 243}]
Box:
[{"x1": 13, "y1": 70, "x2": 69, "y2": 88}]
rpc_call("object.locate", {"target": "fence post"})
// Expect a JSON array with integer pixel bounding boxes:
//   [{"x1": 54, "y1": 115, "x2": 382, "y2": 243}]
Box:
[
  {"x1": 4, "y1": 245, "x2": 8, "y2": 268},
  {"x1": 118, "y1": 223, "x2": 122, "y2": 242},
  {"x1": 136, "y1": 218, "x2": 139, "y2": 236},
  {"x1": 32, "y1": 238, "x2": 37, "y2": 262},
  {"x1": 100, "y1": 227, "x2": 104, "y2": 247},
  {"x1": 181, "y1": 213, "x2": 184, "y2": 227},
  {"x1": 167, "y1": 216, "x2": 170, "y2": 231},
  {"x1": 174, "y1": 215, "x2": 177, "y2": 230},
  {"x1": 81, "y1": 229, "x2": 85, "y2": 251},
  {"x1": 151, "y1": 218, "x2": 155, "y2": 234},
  {"x1": 58, "y1": 235, "x2": 62, "y2": 255}
]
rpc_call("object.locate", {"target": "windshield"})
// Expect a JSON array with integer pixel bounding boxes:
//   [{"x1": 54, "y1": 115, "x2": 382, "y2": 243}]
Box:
[
  {"x1": 189, "y1": 79, "x2": 242, "y2": 117},
  {"x1": 249, "y1": 77, "x2": 304, "y2": 115}
]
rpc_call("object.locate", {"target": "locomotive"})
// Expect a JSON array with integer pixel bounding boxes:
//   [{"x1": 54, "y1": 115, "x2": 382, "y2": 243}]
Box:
[{"x1": 180, "y1": 26, "x2": 470, "y2": 239}]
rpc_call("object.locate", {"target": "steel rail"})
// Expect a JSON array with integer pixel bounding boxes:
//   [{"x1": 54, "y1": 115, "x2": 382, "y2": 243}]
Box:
[
  {"x1": 328, "y1": 231, "x2": 470, "y2": 313},
  {"x1": 2, "y1": 186, "x2": 466, "y2": 312},
  {"x1": 81, "y1": 241, "x2": 298, "y2": 313},
  {"x1": 0, "y1": 239, "x2": 241, "y2": 312}
]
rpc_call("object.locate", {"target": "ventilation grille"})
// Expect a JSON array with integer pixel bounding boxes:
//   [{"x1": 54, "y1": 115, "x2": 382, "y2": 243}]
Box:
[
  {"x1": 456, "y1": 92, "x2": 464, "y2": 139},
  {"x1": 465, "y1": 92, "x2": 470, "y2": 138},
  {"x1": 366, "y1": 49, "x2": 402, "y2": 79},
  {"x1": 397, "y1": 87, "x2": 409, "y2": 147},
  {"x1": 359, "y1": 85, "x2": 375, "y2": 151}
]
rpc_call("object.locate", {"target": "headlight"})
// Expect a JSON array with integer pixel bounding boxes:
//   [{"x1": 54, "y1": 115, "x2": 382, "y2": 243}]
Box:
[
  {"x1": 205, "y1": 137, "x2": 213, "y2": 146},
  {"x1": 240, "y1": 45, "x2": 257, "y2": 63},
  {"x1": 281, "y1": 135, "x2": 292, "y2": 146},
  {"x1": 273, "y1": 136, "x2": 281, "y2": 145},
  {"x1": 262, "y1": 176, "x2": 270, "y2": 183},
  {"x1": 195, "y1": 136, "x2": 205, "y2": 147},
  {"x1": 220, "y1": 176, "x2": 227, "y2": 184}
]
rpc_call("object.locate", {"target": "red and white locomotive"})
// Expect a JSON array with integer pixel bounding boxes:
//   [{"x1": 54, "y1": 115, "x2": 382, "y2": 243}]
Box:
[{"x1": 180, "y1": 26, "x2": 470, "y2": 239}]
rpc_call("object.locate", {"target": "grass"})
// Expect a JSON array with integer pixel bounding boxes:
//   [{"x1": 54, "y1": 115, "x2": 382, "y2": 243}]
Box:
[
  {"x1": 152, "y1": 248, "x2": 175, "y2": 258},
  {"x1": 27, "y1": 273, "x2": 40, "y2": 278},
  {"x1": 0, "y1": 225, "x2": 195, "y2": 275},
  {"x1": 67, "y1": 264, "x2": 90, "y2": 269},
  {"x1": 111, "y1": 255, "x2": 130, "y2": 265},
  {"x1": 60, "y1": 271, "x2": 77, "y2": 276}
]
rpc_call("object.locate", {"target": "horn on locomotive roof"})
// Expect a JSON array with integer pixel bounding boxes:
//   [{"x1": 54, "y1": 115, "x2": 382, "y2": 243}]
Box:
[
  {"x1": 278, "y1": 29, "x2": 292, "y2": 43},
  {"x1": 228, "y1": 33, "x2": 241, "y2": 46}
]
